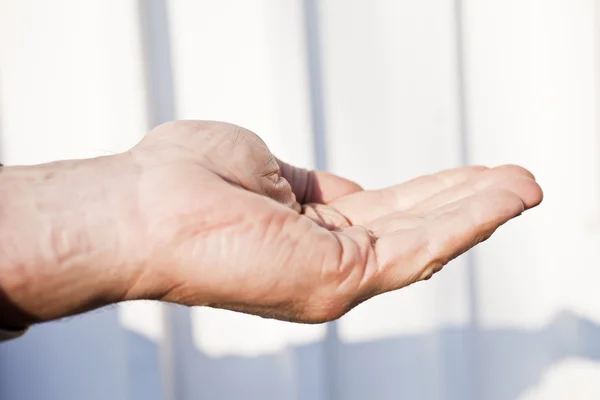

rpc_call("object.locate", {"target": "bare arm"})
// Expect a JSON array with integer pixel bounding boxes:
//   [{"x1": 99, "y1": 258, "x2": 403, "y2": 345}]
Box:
[{"x1": 0, "y1": 121, "x2": 543, "y2": 337}]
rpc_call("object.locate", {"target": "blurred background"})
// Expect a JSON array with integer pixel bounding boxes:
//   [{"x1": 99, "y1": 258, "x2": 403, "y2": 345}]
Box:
[{"x1": 0, "y1": 0, "x2": 599, "y2": 399}]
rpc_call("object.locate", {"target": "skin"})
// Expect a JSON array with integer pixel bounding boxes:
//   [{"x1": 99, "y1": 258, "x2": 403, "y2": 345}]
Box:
[{"x1": 0, "y1": 120, "x2": 543, "y2": 330}]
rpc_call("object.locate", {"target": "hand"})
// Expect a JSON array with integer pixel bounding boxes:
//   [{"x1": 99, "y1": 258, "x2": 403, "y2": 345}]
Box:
[
  {"x1": 124, "y1": 121, "x2": 543, "y2": 322},
  {"x1": 0, "y1": 121, "x2": 542, "y2": 328}
]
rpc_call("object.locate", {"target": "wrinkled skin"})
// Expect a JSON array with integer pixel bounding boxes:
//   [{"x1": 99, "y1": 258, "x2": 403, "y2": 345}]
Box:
[
  {"x1": 124, "y1": 121, "x2": 542, "y2": 322},
  {"x1": 0, "y1": 121, "x2": 543, "y2": 327}
]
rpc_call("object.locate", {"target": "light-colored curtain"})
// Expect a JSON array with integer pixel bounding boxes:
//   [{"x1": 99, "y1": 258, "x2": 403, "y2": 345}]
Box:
[{"x1": 1, "y1": 1, "x2": 599, "y2": 399}]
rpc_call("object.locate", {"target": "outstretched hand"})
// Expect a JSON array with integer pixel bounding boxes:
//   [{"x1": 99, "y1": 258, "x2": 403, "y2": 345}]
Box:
[
  {"x1": 0, "y1": 121, "x2": 543, "y2": 329},
  {"x1": 125, "y1": 121, "x2": 542, "y2": 322}
]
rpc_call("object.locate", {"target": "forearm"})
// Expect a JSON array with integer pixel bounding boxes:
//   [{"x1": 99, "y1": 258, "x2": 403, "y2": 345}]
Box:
[{"x1": 0, "y1": 156, "x2": 140, "y2": 329}]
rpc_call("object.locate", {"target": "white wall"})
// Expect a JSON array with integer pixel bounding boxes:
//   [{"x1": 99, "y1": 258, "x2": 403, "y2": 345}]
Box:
[{"x1": 1, "y1": 1, "x2": 599, "y2": 399}]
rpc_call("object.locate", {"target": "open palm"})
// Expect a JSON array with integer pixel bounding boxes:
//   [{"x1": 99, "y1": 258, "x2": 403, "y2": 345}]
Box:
[{"x1": 129, "y1": 121, "x2": 542, "y2": 323}]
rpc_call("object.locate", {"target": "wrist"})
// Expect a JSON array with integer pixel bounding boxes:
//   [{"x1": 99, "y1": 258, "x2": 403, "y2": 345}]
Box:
[{"x1": 0, "y1": 155, "x2": 140, "y2": 326}]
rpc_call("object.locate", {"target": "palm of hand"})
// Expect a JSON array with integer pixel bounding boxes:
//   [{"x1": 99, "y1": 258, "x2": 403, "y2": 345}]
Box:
[{"x1": 128, "y1": 121, "x2": 542, "y2": 323}]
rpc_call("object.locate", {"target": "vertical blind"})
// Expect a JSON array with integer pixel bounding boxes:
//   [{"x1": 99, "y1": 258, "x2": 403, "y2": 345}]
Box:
[{"x1": 1, "y1": 1, "x2": 599, "y2": 399}]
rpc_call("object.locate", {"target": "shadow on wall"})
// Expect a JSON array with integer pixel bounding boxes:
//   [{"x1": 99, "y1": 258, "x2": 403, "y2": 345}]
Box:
[
  {"x1": 1, "y1": 308, "x2": 599, "y2": 400},
  {"x1": 167, "y1": 308, "x2": 600, "y2": 400}
]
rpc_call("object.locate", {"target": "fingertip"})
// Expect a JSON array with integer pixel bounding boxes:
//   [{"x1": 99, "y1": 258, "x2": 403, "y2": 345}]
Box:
[
  {"x1": 314, "y1": 171, "x2": 364, "y2": 202},
  {"x1": 326, "y1": 172, "x2": 363, "y2": 193},
  {"x1": 500, "y1": 177, "x2": 543, "y2": 209},
  {"x1": 492, "y1": 164, "x2": 536, "y2": 180},
  {"x1": 526, "y1": 180, "x2": 543, "y2": 209}
]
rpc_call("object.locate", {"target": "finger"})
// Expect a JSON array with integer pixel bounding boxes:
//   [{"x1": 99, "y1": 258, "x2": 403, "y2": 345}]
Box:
[
  {"x1": 370, "y1": 175, "x2": 542, "y2": 237},
  {"x1": 277, "y1": 158, "x2": 363, "y2": 204},
  {"x1": 301, "y1": 204, "x2": 352, "y2": 230},
  {"x1": 373, "y1": 186, "x2": 535, "y2": 295},
  {"x1": 330, "y1": 165, "x2": 488, "y2": 225},
  {"x1": 411, "y1": 165, "x2": 536, "y2": 213}
]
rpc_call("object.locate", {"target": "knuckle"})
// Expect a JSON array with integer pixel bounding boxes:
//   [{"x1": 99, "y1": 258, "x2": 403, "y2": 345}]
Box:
[
  {"x1": 222, "y1": 123, "x2": 254, "y2": 142},
  {"x1": 152, "y1": 120, "x2": 204, "y2": 134},
  {"x1": 149, "y1": 120, "x2": 256, "y2": 142}
]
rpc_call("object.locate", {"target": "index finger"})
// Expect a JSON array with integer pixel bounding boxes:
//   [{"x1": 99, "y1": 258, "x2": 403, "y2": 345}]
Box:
[{"x1": 330, "y1": 166, "x2": 488, "y2": 225}]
